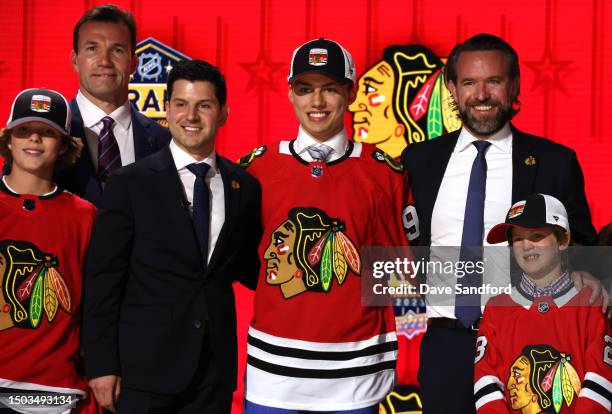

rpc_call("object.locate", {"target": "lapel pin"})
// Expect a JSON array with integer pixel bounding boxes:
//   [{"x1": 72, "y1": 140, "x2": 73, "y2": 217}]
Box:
[
  {"x1": 231, "y1": 180, "x2": 240, "y2": 190},
  {"x1": 524, "y1": 156, "x2": 536, "y2": 166}
]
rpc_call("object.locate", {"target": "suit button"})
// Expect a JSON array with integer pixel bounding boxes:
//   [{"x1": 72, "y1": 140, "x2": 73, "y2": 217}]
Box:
[{"x1": 193, "y1": 320, "x2": 202, "y2": 329}]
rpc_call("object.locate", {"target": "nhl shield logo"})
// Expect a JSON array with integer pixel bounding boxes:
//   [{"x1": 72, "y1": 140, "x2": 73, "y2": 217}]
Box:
[
  {"x1": 537, "y1": 301, "x2": 549, "y2": 313},
  {"x1": 309, "y1": 48, "x2": 328, "y2": 66},
  {"x1": 137, "y1": 52, "x2": 163, "y2": 81},
  {"x1": 30, "y1": 95, "x2": 51, "y2": 113},
  {"x1": 129, "y1": 38, "x2": 191, "y2": 125}
]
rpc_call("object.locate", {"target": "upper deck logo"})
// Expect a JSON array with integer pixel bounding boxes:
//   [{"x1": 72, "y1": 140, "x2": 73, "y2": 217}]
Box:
[{"x1": 129, "y1": 37, "x2": 191, "y2": 125}]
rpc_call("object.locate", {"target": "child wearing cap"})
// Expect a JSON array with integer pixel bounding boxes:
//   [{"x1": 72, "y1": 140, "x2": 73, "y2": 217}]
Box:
[
  {"x1": 473, "y1": 194, "x2": 612, "y2": 414},
  {"x1": 0, "y1": 88, "x2": 99, "y2": 413}
]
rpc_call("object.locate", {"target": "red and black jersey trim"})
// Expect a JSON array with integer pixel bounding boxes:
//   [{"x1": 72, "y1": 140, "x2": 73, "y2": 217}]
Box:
[
  {"x1": 248, "y1": 334, "x2": 398, "y2": 360},
  {"x1": 247, "y1": 355, "x2": 396, "y2": 379}
]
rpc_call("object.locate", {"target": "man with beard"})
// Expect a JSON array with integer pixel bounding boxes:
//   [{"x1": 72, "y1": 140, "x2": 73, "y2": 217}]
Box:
[{"x1": 400, "y1": 33, "x2": 599, "y2": 413}]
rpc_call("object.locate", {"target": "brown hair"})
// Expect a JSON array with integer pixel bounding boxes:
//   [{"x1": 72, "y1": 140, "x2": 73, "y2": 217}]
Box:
[
  {"x1": 0, "y1": 128, "x2": 83, "y2": 171},
  {"x1": 73, "y1": 4, "x2": 137, "y2": 54}
]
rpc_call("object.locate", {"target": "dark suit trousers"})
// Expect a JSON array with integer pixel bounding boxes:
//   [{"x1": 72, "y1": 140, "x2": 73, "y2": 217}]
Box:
[
  {"x1": 418, "y1": 325, "x2": 478, "y2": 414},
  {"x1": 117, "y1": 332, "x2": 232, "y2": 414}
]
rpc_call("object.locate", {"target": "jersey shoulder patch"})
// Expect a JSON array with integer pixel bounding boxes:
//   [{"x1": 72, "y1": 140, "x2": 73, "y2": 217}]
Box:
[
  {"x1": 236, "y1": 146, "x2": 267, "y2": 168},
  {"x1": 371, "y1": 150, "x2": 404, "y2": 173}
]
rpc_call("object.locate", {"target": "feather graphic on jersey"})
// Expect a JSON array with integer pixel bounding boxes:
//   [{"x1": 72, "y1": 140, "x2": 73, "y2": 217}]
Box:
[
  {"x1": 333, "y1": 235, "x2": 348, "y2": 284},
  {"x1": 541, "y1": 360, "x2": 560, "y2": 392},
  {"x1": 43, "y1": 271, "x2": 59, "y2": 322},
  {"x1": 560, "y1": 362, "x2": 574, "y2": 407},
  {"x1": 307, "y1": 231, "x2": 329, "y2": 265},
  {"x1": 29, "y1": 275, "x2": 43, "y2": 328},
  {"x1": 48, "y1": 267, "x2": 71, "y2": 312},
  {"x1": 552, "y1": 365, "x2": 563, "y2": 413},
  {"x1": 320, "y1": 234, "x2": 334, "y2": 291},
  {"x1": 561, "y1": 357, "x2": 581, "y2": 395},
  {"x1": 17, "y1": 265, "x2": 42, "y2": 301},
  {"x1": 263, "y1": 208, "x2": 362, "y2": 299},
  {"x1": 337, "y1": 232, "x2": 361, "y2": 274}
]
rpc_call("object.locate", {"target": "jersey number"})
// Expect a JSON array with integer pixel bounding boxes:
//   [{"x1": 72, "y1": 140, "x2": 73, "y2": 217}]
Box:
[
  {"x1": 475, "y1": 335, "x2": 488, "y2": 364},
  {"x1": 402, "y1": 205, "x2": 420, "y2": 241}
]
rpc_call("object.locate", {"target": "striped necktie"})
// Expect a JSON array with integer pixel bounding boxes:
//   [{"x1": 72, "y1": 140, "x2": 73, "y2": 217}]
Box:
[{"x1": 97, "y1": 116, "x2": 121, "y2": 187}]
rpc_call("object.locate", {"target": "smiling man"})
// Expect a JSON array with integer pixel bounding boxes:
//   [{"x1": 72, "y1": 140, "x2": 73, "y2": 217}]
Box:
[
  {"x1": 82, "y1": 59, "x2": 261, "y2": 413},
  {"x1": 400, "y1": 33, "x2": 600, "y2": 413},
  {"x1": 55, "y1": 5, "x2": 170, "y2": 206},
  {"x1": 239, "y1": 38, "x2": 411, "y2": 414}
]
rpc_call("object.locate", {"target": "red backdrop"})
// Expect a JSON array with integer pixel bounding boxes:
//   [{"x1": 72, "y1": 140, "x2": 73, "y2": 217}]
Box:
[{"x1": 1, "y1": 0, "x2": 610, "y2": 412}]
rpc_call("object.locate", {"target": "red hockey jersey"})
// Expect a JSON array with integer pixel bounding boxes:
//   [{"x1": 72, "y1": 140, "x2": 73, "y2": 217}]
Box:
[
  {"x1": 474, "y1": 286, "x2": 612, "y2": 414},
  {"x1": 241, "y1": 139, "x2": 410, "y2": 410},
  {"x1": 0, "y1": 181, "x2": 96, "y2": 402}
]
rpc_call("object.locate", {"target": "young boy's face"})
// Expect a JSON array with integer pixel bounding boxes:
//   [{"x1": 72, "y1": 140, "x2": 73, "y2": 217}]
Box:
[
  {"x1": 511, "y1": 226, "x2": 568, "y2": 283},
  {"x1": 8, "y1": 121, "x2": 65, "y2": 178}
]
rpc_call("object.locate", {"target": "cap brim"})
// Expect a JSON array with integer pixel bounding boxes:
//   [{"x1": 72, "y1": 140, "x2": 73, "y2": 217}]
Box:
[
  {"x1": 7, "y1": 117, "x2": 68, "y2": 136},
  {"x1": 288, "y1": 70, "x2": 352, "y2": 85},
  {"x1": 487, "y1": 223, "x2": 557, "y2": 244},
  {"x1": 487, "y1": 223, "x2": 513, "y2": 244}
]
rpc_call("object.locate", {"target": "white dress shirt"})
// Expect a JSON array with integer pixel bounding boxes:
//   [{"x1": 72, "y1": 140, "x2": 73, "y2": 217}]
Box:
[
  {"x1": 170, "y1": 140, "x2": 225, "y2": 263},
  {"x1": 76, "y1": 91, "x2": 135, "y2": 169},
  {"x1": 293, "y1": 127, "x2": 349, "y2": 162},
  {"x1": 427, "y1": 124, "x2": 513, "y2": 318}
]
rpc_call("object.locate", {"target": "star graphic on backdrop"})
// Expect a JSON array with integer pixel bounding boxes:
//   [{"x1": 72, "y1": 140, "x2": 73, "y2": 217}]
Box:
[
  {"x1": 238, "y1": 50, "x2": 285, "y2": 93},
  {"x1": 524, "y1": 49, "x2": 572, "y2": 94},
  {"x1": 165, "y1": 62, "x2": 173, "y2": 73}
]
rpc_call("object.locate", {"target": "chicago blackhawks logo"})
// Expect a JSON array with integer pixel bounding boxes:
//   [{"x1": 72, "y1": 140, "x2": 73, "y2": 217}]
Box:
[
  {"x1": 349, "y1": 45, "x2": 461, "y2": 158},
  {"x1": 264, "y1": 207, "x2": 361, "y2": 299},
  {"x1": 507, "y1": 345, "x2": 580, "y2": 414},
  {"x1": 0, "y1": 240, "x2": 71, "y2": 332}
]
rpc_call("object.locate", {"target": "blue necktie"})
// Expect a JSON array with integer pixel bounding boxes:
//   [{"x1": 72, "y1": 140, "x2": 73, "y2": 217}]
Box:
[
  {"x1": 186, "y1": 163, "x2": 211, "y2": 270},
  {"x1": 455, "y1": 140, "x2": 491, "y2": 328}
]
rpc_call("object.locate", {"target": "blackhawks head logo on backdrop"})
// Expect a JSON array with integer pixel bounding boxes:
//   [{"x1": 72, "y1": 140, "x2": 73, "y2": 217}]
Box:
[{"x1": 349, "y1": 44, "x2": 461, "y2": 158}]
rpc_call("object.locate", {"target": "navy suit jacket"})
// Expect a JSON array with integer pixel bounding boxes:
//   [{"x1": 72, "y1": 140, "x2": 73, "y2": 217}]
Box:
[
  {"x1": 82, "y1": 146, "x2": 262, "y2": 393},
  {"x1": 400, "y1": 124, "x2": 598, "y2": 247},
  {"x1": 55, "y1": 99, "x2": 171, "y2": 206}
]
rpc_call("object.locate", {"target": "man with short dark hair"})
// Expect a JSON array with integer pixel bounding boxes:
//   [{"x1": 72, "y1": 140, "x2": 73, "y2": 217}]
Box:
[
  {"x1": 401, "y1": 33, "x2": 601, "y2": 413},
  {"x1": 82, "y1": 59, "x2": 261, "y2": 413},
  {"x1": 56, "y1": 4, "x2": 170, "y2": 206}
]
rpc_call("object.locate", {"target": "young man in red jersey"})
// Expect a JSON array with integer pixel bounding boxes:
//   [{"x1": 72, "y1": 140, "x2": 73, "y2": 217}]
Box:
[{"x1": 239, "y1": 38, "x2": 412, "y2": 413}]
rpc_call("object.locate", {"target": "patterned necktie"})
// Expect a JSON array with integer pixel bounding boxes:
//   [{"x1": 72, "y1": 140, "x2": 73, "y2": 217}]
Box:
[
  {"x1": 306, "y1": 144, "x2": 334, "y2": 162},
  {"x1": 186, "y1": 163, "x2": 211, "y2": 270},
  {"x1": 455, "y1": 140, "x2": 491, "y2": 328},
  {"x1": 97, "y1": 116, "x2": 121, "y2": 188}
]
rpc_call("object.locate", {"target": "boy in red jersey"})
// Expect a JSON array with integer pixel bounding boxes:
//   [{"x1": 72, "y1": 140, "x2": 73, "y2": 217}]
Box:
[
  {"x1": 474, "y1": 194, "x2": 611, "y2": 413},
  {"x1": 0, "y1": 88, "x2": 98, "y2": 413}
]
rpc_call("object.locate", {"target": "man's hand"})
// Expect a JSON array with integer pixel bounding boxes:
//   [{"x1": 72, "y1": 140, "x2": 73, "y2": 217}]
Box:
[
  {"x1": 571, "y1": 271, "x2": 611, "y2": 318},
  {"x1": 89, "y1": 375, "x2": 121, "y2": 413}
]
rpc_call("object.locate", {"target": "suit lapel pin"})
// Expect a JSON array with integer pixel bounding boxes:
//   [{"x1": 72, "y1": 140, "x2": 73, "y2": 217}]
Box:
[
  {"x1": 524, "y1": 156, "x2": 536, "y2": 166},
  {"x1": 231, "y1": 180, "x2": 240, "y2": 190}
]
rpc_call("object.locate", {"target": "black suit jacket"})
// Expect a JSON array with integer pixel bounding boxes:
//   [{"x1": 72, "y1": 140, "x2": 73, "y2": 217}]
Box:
[
  {"x1": 55, "y1": 99, "x2": 171, "y2": 206},
  {"x1": 401, "y1": 125, "x2": 598, "y2": 247},
  {"x1": 82, "y1": 146, "x2": 262, "y2": 394}
]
